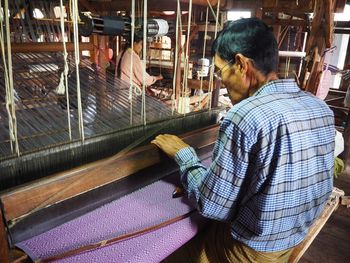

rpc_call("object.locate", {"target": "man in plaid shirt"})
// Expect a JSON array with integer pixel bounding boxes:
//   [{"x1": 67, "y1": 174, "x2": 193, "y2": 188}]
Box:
[{"x1": 153, "y1": 18, "x2": 334, "y2": 263}]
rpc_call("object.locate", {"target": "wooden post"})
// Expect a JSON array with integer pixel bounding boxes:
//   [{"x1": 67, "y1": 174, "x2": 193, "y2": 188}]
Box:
[
  {"x1": 302, "y1": 0, "x2": 336, "y2": 94},
  {"x1": 174, "y1": 24, "x2": 183, "y2": 101},
  {"x1": 0, "y1": 209, "x2": 10, "y2": 263},
  {"x1": 97, "y1": 35, "x2": 107, "y2": 114},
  {"x1": 90, "y1": 34, "x2": 99, "y2": 64},
  {"x1": 211, "y1": 79, "x2": 221, "y2": 108},
  {"x1": 98, "y1": 35, "x2": 109, "y2": 77}
]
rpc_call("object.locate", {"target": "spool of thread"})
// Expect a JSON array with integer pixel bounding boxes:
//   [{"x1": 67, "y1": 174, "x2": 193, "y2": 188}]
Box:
[{"x1": 197, "y1": 58, "x2": 210, "y2": 77}]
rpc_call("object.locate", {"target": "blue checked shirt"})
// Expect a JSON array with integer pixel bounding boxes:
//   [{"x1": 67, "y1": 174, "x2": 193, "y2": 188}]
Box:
[{"x1": 175, "y1": 79, "x2": 335, "y2": 252}]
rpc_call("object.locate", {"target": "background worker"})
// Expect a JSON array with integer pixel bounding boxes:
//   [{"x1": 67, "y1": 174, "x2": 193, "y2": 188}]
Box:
[{"x1": 115, "y1": 33, "x2": 163, "y2": 88}]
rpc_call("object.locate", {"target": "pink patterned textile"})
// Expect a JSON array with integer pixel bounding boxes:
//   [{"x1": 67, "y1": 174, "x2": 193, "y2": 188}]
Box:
[{"x1": 17, "y1": 175, "x2": 205, "y2": 262}]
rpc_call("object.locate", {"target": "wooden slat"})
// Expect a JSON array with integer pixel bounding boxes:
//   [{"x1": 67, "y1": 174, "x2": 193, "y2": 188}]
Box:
[
  {"x1": 0, "y1": 125, "x2": 219, "y2": 225},
  {"x1": 288, "y1": 187, "x2": 345, "y2": 263},
  {"x1": 11, "y1": 42, "x2": 94, "y2": 53},
  {"x1": 0, "y1": 209, "x2": 10, "y2": 263}
]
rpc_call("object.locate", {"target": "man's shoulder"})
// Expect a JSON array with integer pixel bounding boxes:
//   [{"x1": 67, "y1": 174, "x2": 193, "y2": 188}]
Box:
[
  {"x1": 225, "y1": 90, "x2": 332, "y2": 133},
  {"x1": 226, "y1": 94, "x2": 277, "y2": 123}
]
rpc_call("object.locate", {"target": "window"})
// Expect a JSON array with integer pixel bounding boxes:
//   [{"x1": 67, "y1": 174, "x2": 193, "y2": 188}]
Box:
[{"x1": 227, "y1": 11, "x2": 251, "y2": 21}]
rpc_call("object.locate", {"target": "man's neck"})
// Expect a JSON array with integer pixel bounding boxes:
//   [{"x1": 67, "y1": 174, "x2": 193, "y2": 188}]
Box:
[{"x1": 249, "y1": 71, "x2": 278, "y2": 96}]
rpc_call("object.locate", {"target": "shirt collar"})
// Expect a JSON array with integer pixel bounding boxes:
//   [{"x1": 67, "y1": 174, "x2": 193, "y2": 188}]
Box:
[{"x1": 253, "y1": 79, "x2": 300, "y2": 97}]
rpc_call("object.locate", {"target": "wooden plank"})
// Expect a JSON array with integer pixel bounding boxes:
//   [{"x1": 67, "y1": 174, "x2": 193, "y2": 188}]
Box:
[
  {"x1": 0, "y1": 209, "x2": 10, "y2": 263},
  {"x1": 262, "y1": 0, "x2": 315, "y2": 13},
  {"x1": 11, "y1": 42, "x2": 94, "y2": 53},
  {"x1": 288, "y1": 188, "x2": 345, "y2": 263},
  {"x1": 263, "y1": 17, "x2": 309, "y2": 27},
  {"x1": 0, "y1": 125, "x2": 219, "y2": 225},
  {"x1": 324, "y1": 0, "x2": 334, "y2": 48}
]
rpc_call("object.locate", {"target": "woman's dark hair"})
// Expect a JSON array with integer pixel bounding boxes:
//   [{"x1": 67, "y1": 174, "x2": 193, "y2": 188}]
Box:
[
  {"x1": 125, "y1": 32, "x2": 144, "y2": 48},
  {"x1": 211, "y1": 18, "x2": 278, "y2": 75}
]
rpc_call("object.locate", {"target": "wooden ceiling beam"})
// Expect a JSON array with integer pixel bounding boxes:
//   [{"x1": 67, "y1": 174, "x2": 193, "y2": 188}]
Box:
[
  {"x1": 263, "y1": 17, "x2": 309, "y2": 27},
  {"x1": 83, "y1": 0, "x2": 261, "y2": 12},
  {"x1": 79, "y1": 0, "x2": 97, "y2": 12},
  {"x1": 85, "y1": 0, "x2": 211, "y2": 12}
]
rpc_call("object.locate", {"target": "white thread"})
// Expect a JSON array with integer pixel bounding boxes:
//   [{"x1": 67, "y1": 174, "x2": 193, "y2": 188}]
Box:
[
  {"x1": 71, "y1": 0, "x2": 85, "y2": 141},
  {"x1": 206, "y1": 0, "x2": 221, "y2": 28},
  {"x1": 172, "y1": 0, "x2": 181, "y2": 114},
  {"x1": 141, "y1": 0, "x2": 147, "y2": 125},
  {"x1": 60, "y1": 0, "x2": 72, "y2": 139},
  {"x1": 153, "y1": 19, "x2": 169, "y2": 37},
  {"x1": 180, "y1": 0, "x2": 192, "y2": 114},
  {"x1": 129, "y1": 0, "x2": 136, "y2": 125},
  {"x1": 0, "y1": 1, "x2": 13, "y2": 152},
  {"x1": 208, "y1": 0, "x2": 220, "y2": 110},
  {"x1": 1, "y1": 0, "x2": 20, "y2": 155},
  {"x1": 199, "y1": 7, "x2": 209, "y2": 105}
]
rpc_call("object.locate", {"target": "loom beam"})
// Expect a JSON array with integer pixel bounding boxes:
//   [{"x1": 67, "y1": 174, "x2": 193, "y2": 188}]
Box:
[
  {"x1": 0, "y1": 124, "x2": 219, "y2": 245},
  {"x1": 10, "y1": 42, "x2": 94, "y2": 53},
  {"x1": 0, "y1": 109, "x2": 221, "y2": 191}
]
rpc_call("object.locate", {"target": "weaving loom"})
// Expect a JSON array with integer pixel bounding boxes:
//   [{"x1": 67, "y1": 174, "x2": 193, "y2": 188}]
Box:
[
  {"x1": 0, "y1": 47, "x2": 223, "y2": 261},
  {"x1": 0, "y1": 50, "x2": 223, "y2": 261},
  {"x1": 0, "y1": 123, "x2": 219, "y2": 262},
  {"x1": 3, "y1": 0, "x2": 349, "y2": 262},
  {"x1": 0, "y1": 52, "x2": 222, "y2": 190},
  {"x1": 0, "y1": 0, "x2": 226, "y2": 261}
]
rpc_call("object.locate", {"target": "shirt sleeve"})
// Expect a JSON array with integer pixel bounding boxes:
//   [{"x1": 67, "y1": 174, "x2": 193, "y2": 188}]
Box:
[
  {"x1": 174, "y1": 121, "x2": 255, "y2": 222},
  {"x1": 132, "y1": 53, "x2": 157, "y2": 86}
]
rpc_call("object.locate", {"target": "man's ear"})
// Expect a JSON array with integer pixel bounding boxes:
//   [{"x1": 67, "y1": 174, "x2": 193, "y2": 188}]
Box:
[{"x1": 234, "y1": 53, "x2": 248, "y2": 73}]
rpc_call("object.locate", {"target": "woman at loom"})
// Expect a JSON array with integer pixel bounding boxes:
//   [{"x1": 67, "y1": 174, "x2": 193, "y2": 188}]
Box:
[{"x1": 115, "y1": 33, "x2": 163, "y2": 89}]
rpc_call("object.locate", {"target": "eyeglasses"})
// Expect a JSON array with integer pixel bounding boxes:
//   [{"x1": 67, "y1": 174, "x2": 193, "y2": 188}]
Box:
[{"x1": 213, "y1": 59, "x2": 234, "y2": 81}]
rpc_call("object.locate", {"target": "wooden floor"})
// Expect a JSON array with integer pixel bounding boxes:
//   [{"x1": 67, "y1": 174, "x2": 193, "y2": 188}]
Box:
[{"x1": 300, "y1": 168, "x2": 350, "y2": 263}]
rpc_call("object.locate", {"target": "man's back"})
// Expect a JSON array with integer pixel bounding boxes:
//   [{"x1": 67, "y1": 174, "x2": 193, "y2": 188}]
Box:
[{"x1": 224, "y1": 79, "x2": 335, "y2": 252}]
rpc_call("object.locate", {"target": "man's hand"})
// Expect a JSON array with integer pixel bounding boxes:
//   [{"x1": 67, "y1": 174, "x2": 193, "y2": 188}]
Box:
[
  {"x1": 156, "y1": 74, "x2": 163, "y2": 81},
  {"x1": 151, "y1": 134, "x2": 189, "y2": 159}
]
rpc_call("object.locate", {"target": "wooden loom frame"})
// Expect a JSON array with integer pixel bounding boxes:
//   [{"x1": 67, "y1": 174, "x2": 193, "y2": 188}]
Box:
[{"x1": 0, "y1": 124, "x2": 219, "y2": 262}]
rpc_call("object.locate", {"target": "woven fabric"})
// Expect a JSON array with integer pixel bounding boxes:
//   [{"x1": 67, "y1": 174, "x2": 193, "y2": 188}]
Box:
[{"x1": 17, "y1": 174, "x2": 205, "y2": 262}]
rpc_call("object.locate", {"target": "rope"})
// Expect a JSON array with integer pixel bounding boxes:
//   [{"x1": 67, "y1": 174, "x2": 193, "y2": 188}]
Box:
[
  {"x1": 285, "y1": 28, "x2": 291, "y2": 78},
  {"x1": 70, "y1": 0, "x2": 85, "y2": 141},
  {"x1": 141, "y1": 0, "x2": 148, "y2": 125},
  {"x1": 129, "y1": 0, "x2": 136, "y2": 125},
  {"x1": 0, "y1": 1, "x2": 12, "y2": 152},
  {"x1": 208, "y1": 0, "x2": 220, "y2": 110},
  {"x1": 206, "y1": 0, "x2": 221, "y2": 28},
  {"x1": 171, "y1": 0, "x2": 181, "y2": 114},
  {"x1": 180, "y1": 0, "x2": 193, "y2": 114},
  {"x1": 1, "y1": 0, "x2": 20, "y2": 156},
  {"x1": 199, "y1": 7, "x2": 209, "y2": 104},
  {"x1": 60, "y1": 0, "x2": 72, "y2": 140}
]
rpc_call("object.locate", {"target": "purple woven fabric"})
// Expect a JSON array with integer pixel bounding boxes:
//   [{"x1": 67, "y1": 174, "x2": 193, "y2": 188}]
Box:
[{"x1": 17, "y1": 174, "x2": 205, "y2": 262}]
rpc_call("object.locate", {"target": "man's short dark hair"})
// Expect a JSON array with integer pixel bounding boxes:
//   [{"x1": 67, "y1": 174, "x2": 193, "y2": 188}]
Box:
[{"x1": 212, "y1": 18, "x2": 279, "y2": 75}]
